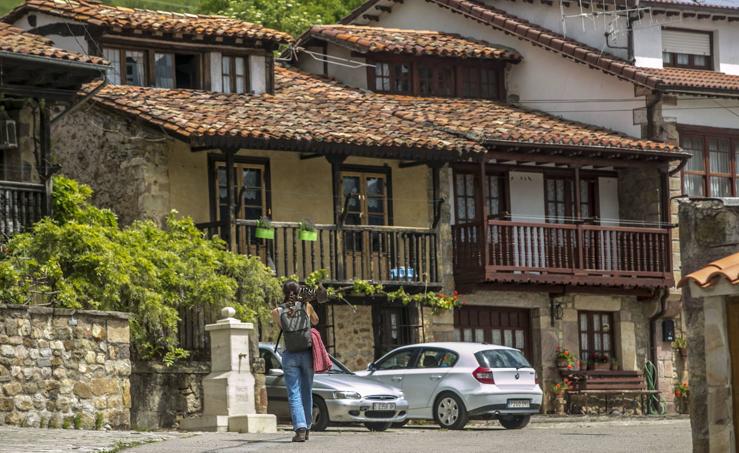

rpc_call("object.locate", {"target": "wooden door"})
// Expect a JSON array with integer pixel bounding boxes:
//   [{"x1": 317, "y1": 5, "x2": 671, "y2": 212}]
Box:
[
  {"x1": 727, "y1": 298, "x2": 739, "y2": 442},
  {"x1": 372, "y1": 304, "x2": 416, "y2": 360}
]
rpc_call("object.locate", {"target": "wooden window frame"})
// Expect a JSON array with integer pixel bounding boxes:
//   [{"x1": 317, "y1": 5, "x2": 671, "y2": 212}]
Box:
[
  {"x1": 679, "y1": 125, "x2": 739, "y2": 197},
  {"x1": 101, "y1": 44, "x2": 203, "y2": 88},
  {"x1": 578, "y1": 311, "x2": 616, "y2": 364},
  {"x1": 339, "y1": 164, "x2": 393, "y2": 226},
  {"x1": 207, "y1": 154, "x2": 272, "y2": 223},
  {"x1": 662, "y1": 28, "x2": 714, "y2": 70},
  {"x1": 367, "y1": 54, "x2": 506, "y2": 100},
  {"x1": 544, "y1": 174, "x2": 599, "y2": 224},
  {"x1": 221, "y1": 55, "x2": 250, "y2": 94},
  {"x1": 452, "y1": 168, "x2": 508, "y2": 223}
]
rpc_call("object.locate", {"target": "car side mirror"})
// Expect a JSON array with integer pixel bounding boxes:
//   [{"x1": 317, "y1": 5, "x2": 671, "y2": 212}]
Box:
[
  {"x1": 268, "y1": 369, "x2": 284, "y2": 377},
  {"x1": 367, "y1": 362, "x2": 377, "y2": 371}
]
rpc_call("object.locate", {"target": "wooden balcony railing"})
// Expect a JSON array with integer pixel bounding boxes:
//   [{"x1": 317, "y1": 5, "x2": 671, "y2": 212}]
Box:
[
  {"x1": 452, "y1": 219, "x2": 673, "y2": 288},
  {"x1": 201, "y1": 220, "x2": 440, "y2": 286},
  {"x1": 0, "y1": 181, "x2": 46, "y2": 240}
]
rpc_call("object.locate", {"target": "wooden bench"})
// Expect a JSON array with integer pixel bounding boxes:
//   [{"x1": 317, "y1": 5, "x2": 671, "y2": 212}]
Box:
[{"x1": 566, "y1": 370, "x2": 660, "y2": 414}]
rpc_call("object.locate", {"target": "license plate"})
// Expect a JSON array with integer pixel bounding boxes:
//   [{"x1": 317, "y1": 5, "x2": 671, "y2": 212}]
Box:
[
  {"x1": 507, "y1": 399, "x2": 530, "y2": 409},
  {"x1": 372, "y1": 403, "x2": 396, "y2": 410}
]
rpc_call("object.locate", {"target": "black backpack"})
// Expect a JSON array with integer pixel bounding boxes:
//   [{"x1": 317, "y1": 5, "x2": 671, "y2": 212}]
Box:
[{"x1": 278, "y1": 301, "x2": 312, "y2": 352}]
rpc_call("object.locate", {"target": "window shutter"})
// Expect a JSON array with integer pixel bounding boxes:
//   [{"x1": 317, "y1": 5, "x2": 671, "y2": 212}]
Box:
[{"x1": 662, "y1": 29, "x2": 711, "y2": 56}]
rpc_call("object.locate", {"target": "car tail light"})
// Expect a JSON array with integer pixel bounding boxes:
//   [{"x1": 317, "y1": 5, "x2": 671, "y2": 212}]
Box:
[
  {"x1": 535, "y1": 372, "x2": 540, "y2": 385},
  {"x1": 473, "y1": 367, "x2": 495, "y2": 384}
]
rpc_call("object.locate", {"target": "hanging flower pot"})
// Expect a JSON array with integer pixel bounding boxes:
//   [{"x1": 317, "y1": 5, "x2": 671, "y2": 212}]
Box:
[
  {"x1": 298, "y1": 220, "x2": 317, "y2": 241},
  {"x1": 255, "y1": 217, "x2": 274, "y2": 240}
]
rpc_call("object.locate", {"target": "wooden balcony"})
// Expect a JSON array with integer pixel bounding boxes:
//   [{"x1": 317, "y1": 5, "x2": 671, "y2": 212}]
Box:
[
  {"x1": 202, "y1": 220, "x2": 441, "y2": 287},
  {"x1": 0, "y1": 181, "x2": 46, "y2": 240},
  {"x1": 452, "y1": 219, "x2": 673, "y2": 289}
]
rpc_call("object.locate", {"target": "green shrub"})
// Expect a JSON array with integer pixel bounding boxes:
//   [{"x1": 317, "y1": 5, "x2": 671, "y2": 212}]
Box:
[{"x1": 0, "y1": 176, "x2": 281, "y2": 363}]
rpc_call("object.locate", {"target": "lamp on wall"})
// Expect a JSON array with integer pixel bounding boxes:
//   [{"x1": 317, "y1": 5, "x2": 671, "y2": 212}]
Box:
[
  {"x1": 550, "y1": 299, "x2": 564, "y2": 326},
  {"x1": 0, "y1": 105, "x2": 18, "y2": 150}
]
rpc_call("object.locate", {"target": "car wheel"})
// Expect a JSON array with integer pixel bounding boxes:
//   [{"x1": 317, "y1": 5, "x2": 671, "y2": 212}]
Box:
[
  {"x1": 433, "y1": 393, "x2": 469, "y2": 430},
  {"x1": 365, "y1": 422, "x2": 392, "y2": 431},
  {"x1": 311, "y1": 396, "x2": 330, "y2": 432},
  {"x1": 499, "y1": 415, "x2": 531, "y2": 430}
]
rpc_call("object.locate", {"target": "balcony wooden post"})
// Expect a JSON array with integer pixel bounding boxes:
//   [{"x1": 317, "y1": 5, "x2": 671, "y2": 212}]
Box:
[
  {"x1": 328, "y1": 155, "x2": 347, "y2": 280},
  {"x1": 39, "y1": 101, "x2": 52, "y2": 217},
  {"x1": 574, "y1": 166, "x2": 583, "y2": 270},
  {"x1": 659, "y1": 168, "x2": 672, "y2": 276},
  {"x1": 222, "y1": 148, "x2": 236, "y2": 251},
  {"x1": 478, "y1": 159, "x2": 490, "y2": 268}
]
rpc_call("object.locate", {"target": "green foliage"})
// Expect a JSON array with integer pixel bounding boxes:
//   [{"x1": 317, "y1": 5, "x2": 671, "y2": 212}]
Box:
[
  {"x1": 202, "y1": 0, "x2": 366, "y2": 37},
  {"x1": 0, "y1": 176, "x2": 281, "y2": 364},
  {"x1": 95, "y1": 413, "x2": 105, "y2": 430}
]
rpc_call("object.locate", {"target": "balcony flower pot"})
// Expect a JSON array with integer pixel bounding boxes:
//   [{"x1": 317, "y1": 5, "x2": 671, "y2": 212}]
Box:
[
  {"x1": 299, "y1": 230, "x2": 317, "y2": 241},
  {"x1": 255, "y1": 227, "x2": 274, "y2": 240}
]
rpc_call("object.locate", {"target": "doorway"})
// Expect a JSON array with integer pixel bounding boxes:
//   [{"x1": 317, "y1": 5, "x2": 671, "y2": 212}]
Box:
[{"x1": 372, "y1": 302, "x2": 417, "y2": 360}]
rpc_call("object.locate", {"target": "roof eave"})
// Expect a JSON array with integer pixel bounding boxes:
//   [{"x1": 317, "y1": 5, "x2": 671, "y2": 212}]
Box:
[
  {"x1": 483, "y1": 139, "x2": 689, "y2": 161},
  {"x1": 0, "y1": 49, "x2": 109, "y2": 73}
]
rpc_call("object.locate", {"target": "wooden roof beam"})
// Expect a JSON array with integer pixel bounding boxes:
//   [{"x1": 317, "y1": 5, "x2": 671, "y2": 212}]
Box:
[
  {"x1": 375, "y1": 5, "x2": 392, "y2": 12},
  {"x1": 363, "y1": 14, "x2": 380, "y2": 21}
]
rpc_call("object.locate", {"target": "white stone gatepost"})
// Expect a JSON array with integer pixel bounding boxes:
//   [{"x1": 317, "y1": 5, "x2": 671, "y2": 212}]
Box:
[{"x1": 181, "y1": 307, "x2": 277, "y2": 433}]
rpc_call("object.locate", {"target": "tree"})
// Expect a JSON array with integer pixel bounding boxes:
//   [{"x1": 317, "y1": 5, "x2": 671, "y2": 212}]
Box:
[
  {"x1": 0, "y1": 176, "x2": 281, "y2": 364},
  {"x1": 200, "y1": 0, "x2": 366, "y2": 37}
]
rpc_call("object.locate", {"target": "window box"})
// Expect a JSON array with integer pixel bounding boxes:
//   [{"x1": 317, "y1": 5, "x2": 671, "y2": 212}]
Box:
[
  {"x1": 299, "y1": 230, "x2": 318, "y2": 241},
  {"x1": 255, "y1": 227, "x2": 274, "y2": 240}
]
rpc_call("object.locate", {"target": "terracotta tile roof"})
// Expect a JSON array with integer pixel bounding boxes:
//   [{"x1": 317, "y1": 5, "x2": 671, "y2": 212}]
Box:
[
  {"x1": 381, "y1": 96, "x2": 678, "y2": 152},
  {"x1": 0, "y1": 21, "x2": 107, "y2": 66},
  {"x1": 4, "y1": 0, "x2": 291, "y2": 45},
  {"x1": 304, "y1": 25, "x2": 521, "y2": 61},
  {"x1": 678, "y1": 252, "x2": 739, "y2": 288},
  {"x1": 89, "y1": 67, "x2": 484, "y2": 158},
  {"x1": 347, "y1": 0, "x2": 739, "y2": 94},
  {"x1": 644, "y1": 0, "x2": 739, "y2": 11},
  {"x1": 640, "y1": 67, "x2": 739, "y2": 93},
  {"x1": 88, "y1": 66, "x2": 678, "y2": 158}
]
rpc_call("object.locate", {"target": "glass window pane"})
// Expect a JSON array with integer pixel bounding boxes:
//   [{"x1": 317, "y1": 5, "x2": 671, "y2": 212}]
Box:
[
  {"x1": 709, "y1": 138, "x2": 731, "y2": 173},
  {"x1": 684, "y1": 174, "x2": 705, "y2": 196},
  {"x1": 684, "y1": 137, "x2": 705, "y2": 171},
  {"x1": 603, "y1": 333, "x2": 611, "y2": 352},
  {"x1": 580, "y1": 333, "x2": 588, "y2": 351},
  {"x1": 103, "y1": 48, "x2": 121, "y2": 84},
  {"x1": 222, "y1": 56, "x2": 231, "y2": 75},
  {"x1": 580, "y1": 313, "x2": 588, "y2": 330},
  {"x1": 125, "y1": 50, "x2": 145, "y2": 86},
  {"x1": 235, "y1": 76, "x2": 246, "y2": 94},
  {"x1": 492, "y1": 329, "x2": 502, "y2": 345},
  {"x1": 662, "y1": 52, "x2": 671, "y2": 64},
  {"x1": 677, "y1": 53, "x2": 690, "y2": 65},
  {"x1": 464, "y1": 328, "x2": 473, "y2": 342},
  {"x1": 235, "y1": 57, "x2": 245, "y2": 76},
  {"x1": 453, "y1": 329, "x2": 461, "y2": 342},
  {"x1": 710, "y1": 177, "x2": 731, "y2": 197},
  {"x1": 154, "y1": 52, "x2": 175, "y2": 88},
  {"x1": 504, "y1": 330, "x2": 513, "y2": 347},
  {"x1": 694, "y1": 55, "x2": 707, "y2": 67},
  {"x1": 594, "y1": 334, "x2": 601, "y2": 351},
  {"x1": 466, "y1": 199, "x2": 476, "y2": 220},
  {"x1": 593, "y1": 314, "x2": 601, "y2": 332},
  {"x1": 515, "y1": 330, "x2": 524, "y2": 350},
  {"x1": 465, "y1": 174, "x2": 474, "y2": 194},
  {"x1": 475, "y1": 328, "x2": 485, "y2": 343}
]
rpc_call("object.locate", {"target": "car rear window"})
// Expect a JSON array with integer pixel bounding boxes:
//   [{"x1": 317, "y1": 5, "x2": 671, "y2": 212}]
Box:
[{"x1": 475, "y1": 349, "x2": 531, "y2": 369}]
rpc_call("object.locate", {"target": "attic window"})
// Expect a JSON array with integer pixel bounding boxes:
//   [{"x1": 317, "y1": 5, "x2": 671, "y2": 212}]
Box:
[{"x1": 662, "y1": 28, "x2": 713, "y2": 70}]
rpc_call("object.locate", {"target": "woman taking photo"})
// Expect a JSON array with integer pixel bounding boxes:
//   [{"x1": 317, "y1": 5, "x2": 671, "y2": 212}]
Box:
[{"x1": 271, "y1": 280, "x2": 319, "y2": 442}]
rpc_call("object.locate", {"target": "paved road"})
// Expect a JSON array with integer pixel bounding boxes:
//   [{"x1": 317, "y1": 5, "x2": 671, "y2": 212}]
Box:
[
  {"x1": 0, "y1": 417, "x2": 691, "y2": 453},
  {"x1": 127, "y1": 418, "x2": 691, "y2": 453}
]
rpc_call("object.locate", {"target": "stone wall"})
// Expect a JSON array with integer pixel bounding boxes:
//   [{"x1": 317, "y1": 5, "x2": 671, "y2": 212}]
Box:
[
  {"x1": 52, "y1": 106, "x2": 171, "y2": 226},
  {"x1": 129, "y1": 362, "x2": 209, "y2": 430},
  {"x1": 332, "y1": 305, "x2": 374, "y2": 371},
  {"x1": 679, "y1": 199, "x2": 739, "y2": 453},
  {"x1": 0, "y1": 305, "x2": 131, "y2": 429}
]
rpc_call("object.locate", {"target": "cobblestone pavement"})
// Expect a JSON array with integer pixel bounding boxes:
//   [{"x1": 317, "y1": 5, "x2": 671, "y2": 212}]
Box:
[
  {"x1": 0, "y1": 417, "x2": 691, "y2": 453},
  {"x1": 0, "y1": 426, "x2": 184, "y2": 453}
]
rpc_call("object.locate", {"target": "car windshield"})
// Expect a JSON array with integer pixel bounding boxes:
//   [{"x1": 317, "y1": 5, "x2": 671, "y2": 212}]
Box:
[
  {"x1": 476, "y1": 349, "x2": 531, "y2": 369},
  {"x1": 325, "y1": 355, "x2": 351, "y2": 374},
  {"x1": 263, "y1": 346, "x2": 352, "y2": 375}
]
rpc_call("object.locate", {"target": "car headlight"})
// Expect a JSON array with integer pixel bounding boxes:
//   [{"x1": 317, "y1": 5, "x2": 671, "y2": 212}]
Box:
[{"x1": 332, "y1": 391, "x2": 362, "y2": 400}]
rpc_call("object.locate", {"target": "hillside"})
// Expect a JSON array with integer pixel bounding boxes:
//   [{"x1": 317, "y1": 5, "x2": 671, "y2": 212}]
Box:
[{"x1": 0, "y1": 0, "x2": 200, "y2": 16}]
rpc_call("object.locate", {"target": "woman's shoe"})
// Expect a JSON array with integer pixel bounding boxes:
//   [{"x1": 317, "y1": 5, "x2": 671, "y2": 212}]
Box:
[
  {"x1": 292, "y1": 429, "x2": 307, "y2": 442},
  {"x1": 305, "y1": 430, "x2": 310, "y2": 440}
]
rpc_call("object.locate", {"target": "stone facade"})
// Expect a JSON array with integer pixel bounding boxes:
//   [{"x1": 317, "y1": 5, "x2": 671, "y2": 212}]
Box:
[
  {"x1": 679, "y1": 199, "x2": 739, "y2": 453},
  {"x1": 331, "y1": 305, "x2": 375, "y2": 371},
  {"x1": 52, "y1": 105, "x2": 171, "y2": 226},
  {"x1": 129, "y1": 362, "x2": 209, "y2": 430},
  {"x1": 0, "y1": 305, "x2": 131, "y2": 429}
]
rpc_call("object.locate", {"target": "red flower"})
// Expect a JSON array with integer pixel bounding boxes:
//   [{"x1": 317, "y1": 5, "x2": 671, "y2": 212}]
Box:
[
  {"x1": 563, "y1": 351, "x2": 569, "y2": 357},
  {"x1": 567, "y1": 364, "x2": 572, "y2": 369},
  {"x1": 674, "y1": 390, "x2": 682, "y2": 398}
]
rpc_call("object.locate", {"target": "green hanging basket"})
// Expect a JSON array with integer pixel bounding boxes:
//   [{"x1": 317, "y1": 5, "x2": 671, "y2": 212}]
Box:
[
  {"x1": 299, "y1": 230, "x2": 318, "y2": 241},
  {"x1": 255, "y1": 227, "x2": 275, "y2": 240}
]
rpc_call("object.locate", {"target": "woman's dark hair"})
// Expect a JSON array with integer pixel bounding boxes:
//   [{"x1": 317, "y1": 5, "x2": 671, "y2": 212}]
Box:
[{"x1": 283, "y1": 280, "x2": 300, "y2": 300}]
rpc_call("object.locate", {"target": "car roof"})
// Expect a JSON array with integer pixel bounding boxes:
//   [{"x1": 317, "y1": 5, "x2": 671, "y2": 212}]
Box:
[{"x1": 392, "y1": 342, "x2": 519, "y2": 354}]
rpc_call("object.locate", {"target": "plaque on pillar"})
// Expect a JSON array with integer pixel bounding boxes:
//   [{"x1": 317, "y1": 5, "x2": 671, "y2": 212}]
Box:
[{"x1": 180, "y1": 307, "x2": 278, "y2": 433}]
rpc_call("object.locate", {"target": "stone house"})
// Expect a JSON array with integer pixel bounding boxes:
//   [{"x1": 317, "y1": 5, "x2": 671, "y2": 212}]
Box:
[
  {"x1": 2, "y1": 0, "x2": 691, "y2": 422},
  {"x1": 0, "y1": 21, "x2": 106, "y2": 239},
  {"x1": 678, "y1": 199, "x2": 739, "y2": 453}
]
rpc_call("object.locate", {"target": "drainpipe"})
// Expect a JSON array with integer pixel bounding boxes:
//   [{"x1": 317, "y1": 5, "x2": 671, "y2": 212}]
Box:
[
  {"x1": 50, "y1": 76, "x2": 108, "y2": 125},
  {"x1": 648, "y1": 287, "x2": 669, "y2": 407}
]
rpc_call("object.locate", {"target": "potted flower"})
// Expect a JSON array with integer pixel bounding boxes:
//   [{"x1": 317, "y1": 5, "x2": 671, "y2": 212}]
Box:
[
  {"x1": 298, "y1": 220, "x2": 318, "y2": 241},
  {"x1": 550, "y1": 378, "x2": 571, "y2": 416},
  {"x1": 674, "y1": 381, "x2": 689, "y2": 414},
  {"x1": 590, "y1": 353, "x2": 611, "y2": 371},
  {"x1": 555, "y1": 348, "x2": 577, "y2": 373},
  {"x1": 672, "y1": 336, "x2": 688, "y2": 358},
  {"x1": 254, "y1": 217, "x2": 274, "y2": 240}
]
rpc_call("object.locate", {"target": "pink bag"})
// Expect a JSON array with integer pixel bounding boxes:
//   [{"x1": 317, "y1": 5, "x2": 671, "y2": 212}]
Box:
[{"x1": 311, "y1": 328, "x2": 332, "y2": 373}]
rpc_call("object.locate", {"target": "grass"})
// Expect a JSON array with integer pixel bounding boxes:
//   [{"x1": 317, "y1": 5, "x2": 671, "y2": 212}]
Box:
[
  {"x1": 101, "y1": 439, "x2": 160, "y2": 453},
  {"x1": 0, "y1": 0, "x2": 201, "y2": 16}
]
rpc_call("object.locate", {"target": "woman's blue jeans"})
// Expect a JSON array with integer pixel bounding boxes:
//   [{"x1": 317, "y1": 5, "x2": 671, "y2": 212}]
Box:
[{"x1": 282, "y1": 349, "x2": 314, "y2": 431}]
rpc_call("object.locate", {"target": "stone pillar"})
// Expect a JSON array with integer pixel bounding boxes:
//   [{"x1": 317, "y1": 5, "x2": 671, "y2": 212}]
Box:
[{"x1": 181, "y1": 307, "x2": 276, "y2": 433}]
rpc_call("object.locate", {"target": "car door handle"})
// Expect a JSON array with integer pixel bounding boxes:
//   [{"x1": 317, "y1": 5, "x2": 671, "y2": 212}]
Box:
[
  {"x1": 430, "y1": 375, "x2": 443, "y2": 380},
  {"x1": 391, "y1": 376, "x2": 403, "y2": 382}
]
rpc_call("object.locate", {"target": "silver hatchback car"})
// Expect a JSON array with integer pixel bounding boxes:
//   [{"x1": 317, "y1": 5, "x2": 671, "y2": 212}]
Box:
[
  {"x1": 355, "y1": 342, "x2": 543, "y2": 430},
  {"x1": 259, "y1": 344, "x2": 409, "y2": 431}
]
